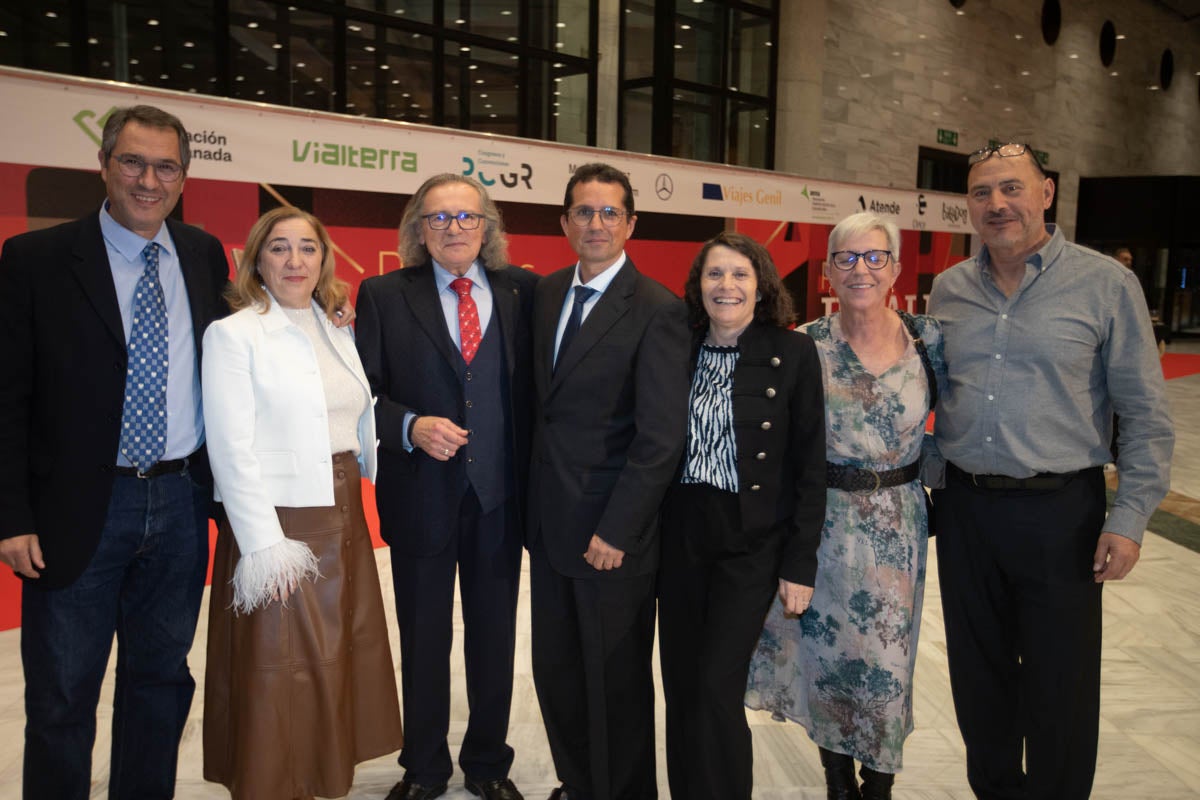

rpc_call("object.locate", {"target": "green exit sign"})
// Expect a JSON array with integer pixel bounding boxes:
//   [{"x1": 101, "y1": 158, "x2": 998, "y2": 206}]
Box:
[{"x1": 937, "y1": 128, "x2": 958, "y2": 146}]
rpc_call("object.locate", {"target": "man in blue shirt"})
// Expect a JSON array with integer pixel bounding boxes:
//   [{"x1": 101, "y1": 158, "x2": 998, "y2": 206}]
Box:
[
  {"x1": 0, "y1": 105, "x2": 231, "y2": 799},
  {"x1": 929, "y1": 143, "x2": 1174, "y2": 800}
]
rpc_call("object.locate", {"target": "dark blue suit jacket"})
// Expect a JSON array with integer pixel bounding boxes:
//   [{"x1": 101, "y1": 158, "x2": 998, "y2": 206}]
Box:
[
  {"x1": 355, "y1": 262, "x2": 538, "y2": 556},
  {"x1": 0, "y1": 213, "x2": 230, "y2": 589},
  {"x1": 527, "y1": 259, "x2": 691, "y2": 579}
]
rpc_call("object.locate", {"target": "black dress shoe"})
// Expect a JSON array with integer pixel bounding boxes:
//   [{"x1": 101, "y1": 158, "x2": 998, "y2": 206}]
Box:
[
  {"x1": 465, "y1": 776, "x2": 525, "y2": 800},
  {"x1": 384, "y1": 780, "x2": 448, "y2": 800}
]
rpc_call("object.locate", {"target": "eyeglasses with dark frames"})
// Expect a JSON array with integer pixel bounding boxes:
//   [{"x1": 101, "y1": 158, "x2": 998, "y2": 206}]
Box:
[
  {"x1": 422, "y1": 211, "x2": 485, "y2": 230},
  {"x1": 112, "y1": 154, "x2": 184, "y2": 183},
  {"x1": 566, "y1": 206, "x2": 628, "y2": 228},
  {"x1": 830, "y1": 250, "x2": 893, "y2": 271},
  {"x1": 967, "y1": 142, "x2": 1047, "y2": 176}
]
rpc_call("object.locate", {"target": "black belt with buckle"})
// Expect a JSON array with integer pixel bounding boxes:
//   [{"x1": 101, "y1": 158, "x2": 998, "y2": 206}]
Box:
[
  {"x1": 826, "y1": 461, "x2": 920, "y2": 494},
  {"x1": 948, "y1": 462, "x2": 1078, "y2": 491},
  {"x1": 113, "y1": 458, "x2": 188, "y2": 479}
]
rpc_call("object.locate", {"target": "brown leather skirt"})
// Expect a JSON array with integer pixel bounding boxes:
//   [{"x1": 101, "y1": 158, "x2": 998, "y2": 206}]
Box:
[{"x1": 203, "y1": 452, "x2": 403, "y2": 799}]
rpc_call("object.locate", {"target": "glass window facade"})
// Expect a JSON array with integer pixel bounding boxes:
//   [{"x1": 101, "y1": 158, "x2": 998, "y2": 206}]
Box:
[
  {"x1": 0, "y1": 0, "x2": 597, "y2": 146},
  {"x1": 620, "y1": 0, "x2": 777, "y2": 169}
]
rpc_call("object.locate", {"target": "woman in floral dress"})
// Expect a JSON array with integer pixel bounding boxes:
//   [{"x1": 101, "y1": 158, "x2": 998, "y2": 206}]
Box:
[{"x1": 745, "y1": 212, "x2": 945, "y2": 800}]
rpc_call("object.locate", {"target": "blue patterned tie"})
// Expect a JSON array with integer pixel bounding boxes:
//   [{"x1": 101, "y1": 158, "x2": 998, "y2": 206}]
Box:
[
  {"x1": 119, "y1": 242, "x2": 169, "y2": 472},
  {"x1": 555, "y1": 285, "x2": 597, "y2": 373}
]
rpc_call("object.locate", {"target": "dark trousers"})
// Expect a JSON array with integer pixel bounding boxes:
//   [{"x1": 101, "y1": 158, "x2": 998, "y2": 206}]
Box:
[
  {"x1": 21, "y1": 470, "x2": 210, "y2": 800},
  {"x1": 934, "y1": 466, "x2": 1105, "y2": 800},
  {"x1": 529, "y1": 542, "x2": 657, "y2": 800},
  {"x1": 657, "y1": 483, "x2": 782, "y2": 800},
  {"x1": 389, "y1": 490, "x2": 521, "y2": 785}
]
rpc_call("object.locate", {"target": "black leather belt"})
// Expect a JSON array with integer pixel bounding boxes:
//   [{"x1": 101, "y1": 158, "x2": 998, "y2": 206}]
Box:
[
  {"x1": 826, "y1": 461, "x2": 919, "y2": 494},
  {"x1": 948, "y1": 462, "x2": 1078, "y2": 491},
  {"x1": 113, "y1": 458, "x2": 188, "y2": 479}
]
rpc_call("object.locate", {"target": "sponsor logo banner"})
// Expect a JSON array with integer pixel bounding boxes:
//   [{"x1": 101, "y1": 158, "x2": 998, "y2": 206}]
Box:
[{"x1": 0, "y1": 68, "x2": 974, "y2": 233}]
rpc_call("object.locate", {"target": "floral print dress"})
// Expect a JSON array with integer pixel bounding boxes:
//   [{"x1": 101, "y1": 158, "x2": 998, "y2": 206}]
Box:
[{"x1": 745, "y1": 312, "x2": 945, "y2": 773}]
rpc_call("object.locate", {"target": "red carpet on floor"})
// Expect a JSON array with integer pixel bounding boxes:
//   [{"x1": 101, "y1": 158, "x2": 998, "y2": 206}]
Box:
[{"x1": 1162, "y1": 353, "x2": 1200, "y2": 381}]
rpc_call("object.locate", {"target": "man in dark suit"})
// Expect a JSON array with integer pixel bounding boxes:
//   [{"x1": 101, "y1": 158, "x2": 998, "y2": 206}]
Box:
[
  {"x1": 529, "y1": 163, "x2": 690, "y2": 800},
  {"x1": 356, "y1": 174, "x2": 537, "y2": 800},
  {"x1": 0, "y1": 105, "x2": 230, "y2": 799}
]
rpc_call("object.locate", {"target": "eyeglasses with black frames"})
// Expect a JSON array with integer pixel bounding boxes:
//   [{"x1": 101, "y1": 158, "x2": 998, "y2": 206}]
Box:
[
  {"x1": 112, "y1": 154, "x2": 184, "y2": 183},
  {"x1": 422, "y1": 211, "x2": 485, "y2": 230},
  {"x1": 566, "y1": 206, "x2": 628, "y2": 228},
  {"x1": 967, "y1": 142, "x2": 1047, "y2": 176},
  {"x1": 830, "y1": 250, "x2": 893, "y2": 271}
]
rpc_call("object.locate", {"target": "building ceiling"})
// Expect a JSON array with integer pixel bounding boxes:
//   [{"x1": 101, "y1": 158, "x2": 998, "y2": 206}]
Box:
[{"x1": 1156, "y1": 0, "x2": 1200, "y2": 21}]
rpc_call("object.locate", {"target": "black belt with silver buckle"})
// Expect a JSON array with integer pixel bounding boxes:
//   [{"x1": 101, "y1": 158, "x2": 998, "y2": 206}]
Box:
[
  {"x1": 826, "y1": 461, "x2": 920, "y2": 494},
  {"x1": 113, "y1": 458, "x2": 188, "y2": 479},
  {"x1": 948, "y1": 462, "x2": 1078, "y2": 491}
]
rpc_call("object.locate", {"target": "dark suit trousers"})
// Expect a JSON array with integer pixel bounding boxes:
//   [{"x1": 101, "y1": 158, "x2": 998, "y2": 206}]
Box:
[
  {"x1": 529, "y1": 542, "x2": 657, "y2": 800},
  {"x1": 657, "y1": 482, "x2": 782, "y2": 800},
  {"x1": 389, "y1": 489, "x2": 521, "y2": 784},
  {"x1": 934, "y1": 466, "x2": 1105, "y2": 800}
]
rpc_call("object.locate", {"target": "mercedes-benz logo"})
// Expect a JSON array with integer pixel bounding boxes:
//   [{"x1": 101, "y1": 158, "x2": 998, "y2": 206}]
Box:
[{"x1": 655, "y1": 173, "x2": 674, "y2": 201}]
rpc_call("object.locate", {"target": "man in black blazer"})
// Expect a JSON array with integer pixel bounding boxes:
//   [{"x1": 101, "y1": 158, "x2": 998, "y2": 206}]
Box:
[
  {"x1": 356, "y1": 174, "x2": 537, "y2": 800},
  {"x1": 528, "y1": 163, "x2": 690, "y2": 800},
  {"x1": 0, "y1": 106, "x2": 230, "y2": 799}
]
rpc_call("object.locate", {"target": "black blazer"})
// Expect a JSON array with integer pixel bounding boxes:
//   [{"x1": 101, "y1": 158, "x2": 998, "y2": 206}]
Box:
[
  {"x1": 528, "y1": 259, "x2": 691, "y2": 580},
  {"x1": 0, "y1": 213, "x2": 230, "y2": 589},
  {"x1": 355, "y1": 262, "x2": 538, "y2": 557},
  {"x1": 687, "y1": 322, "x2": 827, "y2": 586}
]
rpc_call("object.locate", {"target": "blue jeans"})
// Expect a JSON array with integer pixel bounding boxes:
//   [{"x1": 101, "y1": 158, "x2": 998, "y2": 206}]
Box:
[{"x1": 21, "y1": 469, "x2": 210, "y2": 800}]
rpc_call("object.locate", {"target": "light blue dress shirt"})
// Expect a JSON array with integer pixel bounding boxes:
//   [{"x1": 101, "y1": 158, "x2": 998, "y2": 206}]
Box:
[
  {"x1": 929, "y1": 225, "x2": 1174, "y2": 541},
  {"x1": 553, "y1": 252, "x2": 627, "y2": 364},
  {"x1": 99, "y1": 204, "x2": 203, "y2": 465}
]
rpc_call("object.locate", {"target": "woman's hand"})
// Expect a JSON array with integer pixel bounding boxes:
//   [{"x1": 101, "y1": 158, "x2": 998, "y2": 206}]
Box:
[
  {"x1": 272, "y1": 576, "x2": 300, "y2": 605},
  {"x1": 778, "y1": 579, "x2": 814, "y2": 615}
]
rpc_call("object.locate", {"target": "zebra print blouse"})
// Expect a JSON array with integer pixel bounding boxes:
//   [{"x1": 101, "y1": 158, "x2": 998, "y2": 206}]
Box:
[{"x1": 680, "y1": 343, "x2": 739, "y2": 492}]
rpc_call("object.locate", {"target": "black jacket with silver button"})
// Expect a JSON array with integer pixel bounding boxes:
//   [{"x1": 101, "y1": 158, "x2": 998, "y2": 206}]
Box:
[{"x1": 688, "y1": 321, "x2": 827, "y2": 585}]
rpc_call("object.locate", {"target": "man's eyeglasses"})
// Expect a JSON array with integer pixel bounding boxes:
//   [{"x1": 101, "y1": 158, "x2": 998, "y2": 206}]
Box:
[
  {"x1": 967, "y1": 142, "x2": 1046, "y2": 176},
  {"x1": 112, "y1": 154, "x2": 184, "y2": 183},
  {"x1": 566, "y1": 206, "x2": 628, "y2": 228},
  {"x1": 422, "y1": 211, "x2": 485, "y2": 230},
  {"x1": 830, "y1": 250, "x2": 893, "y2": 271}
]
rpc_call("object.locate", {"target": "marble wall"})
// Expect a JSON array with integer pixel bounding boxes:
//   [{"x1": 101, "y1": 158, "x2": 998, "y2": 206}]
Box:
[{"x1": 774, "y1": 0, "x2": 1200, "y2": 238}]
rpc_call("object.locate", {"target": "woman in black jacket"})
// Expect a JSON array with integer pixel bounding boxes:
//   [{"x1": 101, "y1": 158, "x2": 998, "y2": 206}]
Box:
[{"x1": 658, "y1": 231, "x2": 827, "y2": 800}]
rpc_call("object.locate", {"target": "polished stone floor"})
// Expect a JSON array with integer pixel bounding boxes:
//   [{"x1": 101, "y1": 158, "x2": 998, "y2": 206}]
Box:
[{"x1": 0, "y1": 343, "x2": 1197, "y2": 800}]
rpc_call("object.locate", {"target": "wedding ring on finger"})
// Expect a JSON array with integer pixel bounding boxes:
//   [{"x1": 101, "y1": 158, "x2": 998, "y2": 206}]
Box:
[{"x1": 442, "y1": 448, "x2": 450, "y2": 456}]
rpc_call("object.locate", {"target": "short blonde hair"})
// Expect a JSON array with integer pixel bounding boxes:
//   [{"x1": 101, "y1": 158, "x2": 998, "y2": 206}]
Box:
[
  {"x1": 398, "y1": 174, "x2": 509, "y2": 269},
  {"x1": 827, "y1": 212, "x2": 901, "y2": 266},
  {"x1": 227, "y1": 207, "x2": 349, "y2": 317}
]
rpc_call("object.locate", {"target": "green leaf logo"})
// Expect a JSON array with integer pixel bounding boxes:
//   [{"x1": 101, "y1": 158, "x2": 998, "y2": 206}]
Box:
[{"x1": 73, "y1": 106, "x2": 119, "y2": 147}]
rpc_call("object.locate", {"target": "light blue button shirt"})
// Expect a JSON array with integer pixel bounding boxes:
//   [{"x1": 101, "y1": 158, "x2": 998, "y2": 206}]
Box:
[
  {"x1": 99, "y1": 205, "x2": 203, "y2": 465},
  {"x1": 553, "y1": 252, "x2": 626, "y2": 363}
]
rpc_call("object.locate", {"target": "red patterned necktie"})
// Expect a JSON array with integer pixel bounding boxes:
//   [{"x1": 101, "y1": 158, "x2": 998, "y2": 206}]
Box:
[{"x1": 450, "y1": 277, "x2": 481, "y2": 364}]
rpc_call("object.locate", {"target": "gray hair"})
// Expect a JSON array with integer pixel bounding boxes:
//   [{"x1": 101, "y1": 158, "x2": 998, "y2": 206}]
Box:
[
  {"x1": 398, "y1": 174, "x2": 509, "y2": 270},
  {"x1": 827, "y1": 212, "x2": 901, "y2": 265},
  {"x1": 100, "y1": 105, "x2": 191, "y2": 172}
]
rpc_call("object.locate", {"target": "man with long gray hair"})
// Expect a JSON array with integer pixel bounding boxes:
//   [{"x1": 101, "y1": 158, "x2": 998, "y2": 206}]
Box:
[{"x1": 357, "y1": 174, "x2": 537, "y2": 800}]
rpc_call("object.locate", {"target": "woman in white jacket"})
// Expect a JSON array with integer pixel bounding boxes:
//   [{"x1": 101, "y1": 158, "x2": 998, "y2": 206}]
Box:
[{"x1": 201, "y1": 207, "x2": 402, "y2": 800}]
